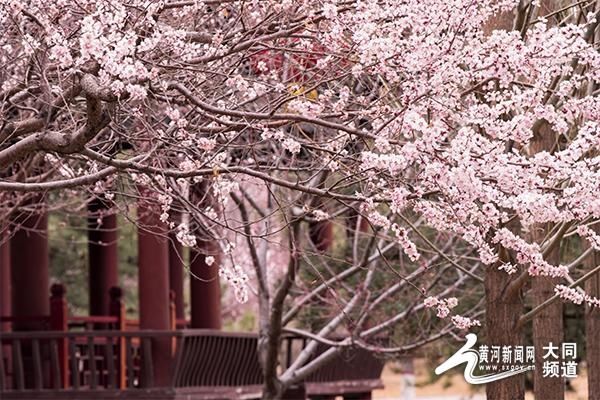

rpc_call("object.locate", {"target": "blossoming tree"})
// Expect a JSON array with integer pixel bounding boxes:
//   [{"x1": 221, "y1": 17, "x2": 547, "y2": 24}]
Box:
[{"x1": 2, "y1": 0, "x2": 600, "y2": 399}]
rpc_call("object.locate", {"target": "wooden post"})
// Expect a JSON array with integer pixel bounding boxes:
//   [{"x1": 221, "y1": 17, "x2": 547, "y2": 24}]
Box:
[
  {"x1": 10, "y1": 209, "x2": 49, "y2": 331},
  {"x1": 109, "y1": 286, "x2": 126, "y2": 388},
  {"x1": 138, "y1": 199, "x2": 171, "y2": 387},
  {"x1": 0, "y1": 229, "x2": 10, "y2": 391},
  {"x1": 190, "y1": 240, "x2": 222, "y2": 329},
  {"x1": 309, "y1": 220, "x2": 334, "y2": 252},
  {"x1": 49, "y1": 284, "x2": 68, "y2": 388},
  {"x1": 88, "y1": 199, "x2": 119, "y2": 319},
  {"x1": 282, "y1": 384, "x2": 307, "y2": 399},
  {"x1": 189, "y1": 183, "x2": 222, "y2": 330},
  {"x1": 169, "y1": 231, "x2": 185, "y2": 321},
  {"x1": 10, "y1": 206, "x2": 49, "y2": 389},
  {"x1": 169, "y1": 290, "x2": 177, "y2": 355},
  {"x1": 0, "y1": 229, "x2": 10, "y2": 332},
  {"x1": 169, "y1": 291, "x2": 176, "y2": 330}
]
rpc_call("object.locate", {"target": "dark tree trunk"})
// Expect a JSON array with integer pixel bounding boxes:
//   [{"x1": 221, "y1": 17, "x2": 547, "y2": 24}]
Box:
[
  {"x1": 482, "y1": 7, "x2": 527, "y2": 400},
  {"x1": 531, "y1": 251, "x2": 564, "y2": 400},
  {"x1": 586, "y1": 250, "x2": 600, "y2": 400},
  {"x1": 485, "y1": 265, "x2": 525, "y2": 400},
  {"x1": 529, "y1": 122, "x2": 564, "y2": 400}
]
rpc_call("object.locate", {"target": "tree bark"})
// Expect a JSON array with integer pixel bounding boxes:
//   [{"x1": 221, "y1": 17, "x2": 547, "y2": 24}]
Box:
[
  {"x1": 529, "y1": 121, "x2": 564, "y2": 400},
  {"x1": 483, "y1": 8, "x2": 528, "y2": 399},
  {"x1": 531, "y1": 244, "x2": 563, "y2": 400},
  {"x1": 586, "y1": 247, "x2": 600, "y2": 400},
  {"x1": 485, "y1": 264, "x2": 526, "y2": 400},
  {"x1": 261, "y1": 223, "x2": 300, "y2": 400}
]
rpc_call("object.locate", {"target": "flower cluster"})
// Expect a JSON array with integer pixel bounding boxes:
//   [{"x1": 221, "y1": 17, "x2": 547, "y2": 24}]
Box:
[
  {"x1": 219, "y1": 265, "x2": 250, "y2": 303},
  {"x1": 6, "y1": 0, "x2": 600, "y2": 335},
  {"x1": 555, "y1": 285, "x2": 600, "y2": 308},
  {"x1": 424, "y1": 296, "x2": 458, "y2": 319},
  {"x1": 392, "y1": 224, "x2": 420, "y2": 262},
  {"x1": 424, "y1": 296, "x2": 481, "y2": 330},
  {"x1": 577, "y1": 225, "x2": 600, "y2": 250},
  {"x1": 175, "y1": 222, "x2": 196, "y2": 248},
  {"x1": 493, "y1": 229, "x2": 569, "y2": 278},
  {"x1": 451, "y1": 315, "x2": 482, "y2": 330}
]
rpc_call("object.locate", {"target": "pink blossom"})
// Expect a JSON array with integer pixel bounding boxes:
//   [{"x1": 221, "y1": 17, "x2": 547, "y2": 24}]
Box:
[
  {"x1": 555, "y1": 285, "x2": 600, "y2": 308},
  {"x1": 451, "y1": 315, "x2": 481, "y2": 330}
]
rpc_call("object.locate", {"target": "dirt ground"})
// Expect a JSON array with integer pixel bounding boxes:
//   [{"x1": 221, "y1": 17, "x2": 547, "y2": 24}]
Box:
[{"x1": 373, "y1": 359, "x2": 589, "y2": 399}]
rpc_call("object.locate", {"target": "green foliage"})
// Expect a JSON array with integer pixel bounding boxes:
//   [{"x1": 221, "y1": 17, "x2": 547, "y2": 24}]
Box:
[
  {"x1": 48, "y1": 212, "x2": 139, "y2": 317},
  {"x1": 48, "y1": 213, "x2": 88, "y2": 315}
]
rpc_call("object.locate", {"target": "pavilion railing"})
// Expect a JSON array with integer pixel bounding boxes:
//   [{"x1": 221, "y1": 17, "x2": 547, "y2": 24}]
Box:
[
  {"x1": 172, "y1": 330, "x2": 263, "y2": 387},
  {"x1": 0, "y1": 329, "x2": 384, "y2": 396},
  {"x1": 0, "y1": 284, "x2": 188, "y2": 334},
  {"x1": 0, "y1": 330, "x2": 175, "y2": 391}
]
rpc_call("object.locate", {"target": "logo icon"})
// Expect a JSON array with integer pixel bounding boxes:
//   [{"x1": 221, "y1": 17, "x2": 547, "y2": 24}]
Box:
[{"x1": 435, "y1": 334, "x2": 530, "y2": 384}]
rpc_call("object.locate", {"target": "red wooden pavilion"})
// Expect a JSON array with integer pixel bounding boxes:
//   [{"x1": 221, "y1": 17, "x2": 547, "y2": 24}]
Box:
[{"x1": 0, "y1": 202, "x2": 384, "y2": 399}]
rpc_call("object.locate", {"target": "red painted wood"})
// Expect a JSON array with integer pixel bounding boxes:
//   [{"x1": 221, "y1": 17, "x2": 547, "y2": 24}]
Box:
[
  {"x1": 10, "y1": 209, "x2": 49, "y2": 331},
  {"x1": 49, "y1": 284, "x2": 68, "y2": 388},
  {"x1": 88, "y1": 199, "x2": 119, "y2": 317},
  {"x1": 3, "y1": 215, "x2": 50, "y2": 392},
  {"x1": 0, "y1": 330, "x2": 385, "y2": 396},
  {"x1": 190, "y1": 240, "x2": 221, "y2": 330},
  {"x1": 109, "y1": 287, "x2": 126, "y2": 388},
  {"x1": 137, "y1": 201, "x2": 171, "y2": 386},
  {"x1": 168, "y1": 232, "x2": 185, "y2": 320},
  {"x1": 309, "y1": 220, "x2": 334, "y2": 252},
  {"x1": 0, "y1": 229, "x2": 10, "y2": 332}
]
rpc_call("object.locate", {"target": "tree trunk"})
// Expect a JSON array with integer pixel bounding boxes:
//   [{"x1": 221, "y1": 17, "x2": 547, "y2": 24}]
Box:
[
  {"x1": 586, "y1": 249, "x2": 600, "y2": 400},
  {"x1": 261, "y1": 224, "x2": 300, "y2": 400},
  {"x1": 531, "y1": 245, "x2": 563, "y2": 400},
  {"x1": 529, "y1": 121, "x2": 564, "y2": 400},
  {"x1": 485, "y1": 264, "x2": 525, "y2": 400},
  {"x1": 482, "y1": 7, "x2": 529, "y2": 400}
]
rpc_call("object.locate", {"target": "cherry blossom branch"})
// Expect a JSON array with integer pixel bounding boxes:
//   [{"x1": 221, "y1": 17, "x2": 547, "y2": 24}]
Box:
[
  {"x1": 0, "y1": 95, "x2": 109, "y2": 168},
  {"x1": 517, "y1": 262, "x2": 600, "y2": 329}
]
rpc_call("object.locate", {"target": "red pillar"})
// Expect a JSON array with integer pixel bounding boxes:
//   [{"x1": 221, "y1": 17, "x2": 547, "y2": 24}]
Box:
[
  {"x1": 168, "y1": 233, "x2": 185, "y2": 321},
  {"x1": 88, "y1": 199, "x2": 119, "y2": 317},
  {"x1": 0, "y1": 229, "x2": 10, "y2": 332},
  {"x1": 190, "y1": 240, "x2": 221, "y2": 329},
  {"x1": 137, "y1": 202, "x2": 171, "y2": 386},
  {"x1": 0, "y1": 230, "x2": 10, "y2": 392},
  {"x1": 309, "y1": 220, "x2": 334, "y2": 252},
  {"x1": 49, "y1": 284, "x2": 68, "y2": 388},
  {"x1": 109, "y1": 287, "x2": 127, "y2": 388},
  {"x1": 10, "y1": 207, "x2": 49, "y2": 389},
  {"x1": 10, "y1": 209, "x2": 49, "y2": 331}
]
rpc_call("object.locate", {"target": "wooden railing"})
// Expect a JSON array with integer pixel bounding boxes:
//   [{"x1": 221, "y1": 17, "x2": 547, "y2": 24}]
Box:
[
  {"x1": 0, "y1": 316, "x2": 50, "y2": 330},
  {"x1": 172, "y1": 331, "x2": 263, "y2": 387},
  {"x1": 0, "y1": 283, "x2": 127, "y2": 334},
  {"x1": 0, "y1": 329, "x2": 384, "y2": 397},
  {"x1": 282, "y1": 336, "x2": 385, "y2": 396},
  {"x1": 68, "y1": 316, "x2": 120, "y2": 331},
  {"x1": 0, "y1": 330, "x2": 172, "y2": 391}
]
